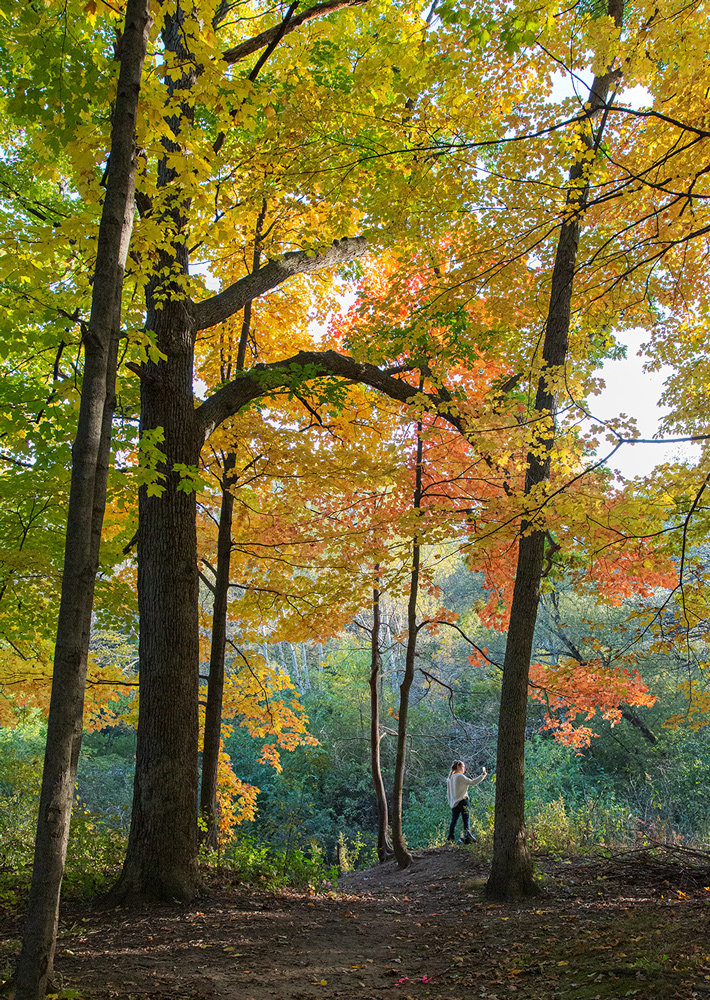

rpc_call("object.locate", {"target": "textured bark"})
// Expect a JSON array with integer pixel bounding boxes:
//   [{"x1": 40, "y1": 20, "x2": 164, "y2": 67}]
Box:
[
  {"x1": 620, "y1": 704, "x2": 657, "y2": 744},
  {"x1": 200, "y1": 454, "x2": 236, "y2": 850},
  {"x1": 301, "y1": 643, "x2": 310, "y2": 690},
  {"x1": 110, "y1": 286, "x2": 202, "y2": 903},
  {"x1": 13, "y1": 4, "x2": 151, "y2": 996},
  {"x1": 485, "y1": 531, "x2": 545, "y2": 900},
  {"x1": 392, "y1": 420, "x2": 423, "y2": 869},
  {"x1": 486, "y1": 0, "x2": 624, "y2": 901},
  {"x1": 369, "y1": 572, "x2": 392, "y2": 863}
]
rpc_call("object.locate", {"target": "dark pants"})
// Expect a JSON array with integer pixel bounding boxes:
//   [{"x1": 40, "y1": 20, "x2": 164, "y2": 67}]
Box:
[{"x1": 448, "y1": 798, "x2": 471, "y2": 841}]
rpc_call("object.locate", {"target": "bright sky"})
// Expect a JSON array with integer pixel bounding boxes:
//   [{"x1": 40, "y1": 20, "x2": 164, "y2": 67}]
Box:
[{"x1": 591, "y1": 331, "x2": 700, "y2": 480}]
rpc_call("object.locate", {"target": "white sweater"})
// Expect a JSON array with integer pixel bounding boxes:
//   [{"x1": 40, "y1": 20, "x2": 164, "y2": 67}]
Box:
[{"x1": 446, "y1": 771, "x2": 486, "y2": 807}]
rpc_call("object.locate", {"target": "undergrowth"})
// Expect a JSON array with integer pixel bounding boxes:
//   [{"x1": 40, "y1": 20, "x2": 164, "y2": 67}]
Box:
[{"x1": 201, "y1": 835, "x2": 339, "y2": 891}]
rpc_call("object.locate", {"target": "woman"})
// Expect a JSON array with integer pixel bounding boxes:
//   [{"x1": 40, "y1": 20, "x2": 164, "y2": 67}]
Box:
[{"x1": 446, "y1": 760, "x2": 487, "y2": 844}]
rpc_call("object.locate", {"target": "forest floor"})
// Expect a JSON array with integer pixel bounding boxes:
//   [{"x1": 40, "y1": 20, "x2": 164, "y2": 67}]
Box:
[{"x1": 3, "y1": 845, "x2": 710, "y2": 999}]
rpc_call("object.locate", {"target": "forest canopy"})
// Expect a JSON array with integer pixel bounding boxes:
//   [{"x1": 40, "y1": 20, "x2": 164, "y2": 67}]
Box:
[{"x1": 2, "y1": 0, "x2": 710, "y2": 993}]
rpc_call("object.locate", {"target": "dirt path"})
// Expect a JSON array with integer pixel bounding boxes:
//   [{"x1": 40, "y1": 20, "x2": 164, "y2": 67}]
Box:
[{"x1": 3, "y1": 847, "x2": 710, "y2": 999}]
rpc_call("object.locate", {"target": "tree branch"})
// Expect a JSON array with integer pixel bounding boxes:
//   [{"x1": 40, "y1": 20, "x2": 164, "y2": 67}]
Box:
[
  {"x1": 222, "y1": 0, "x2": 369, "y2": 65},
  {"x1": 191, "y1": 236, "x2": 368, "y2": 331},
  {"x1": 248, "y1": 1, "x2": 300, "y2": 81},
  {"x1": 619, "y1": 704, "x2": 657, "y2": 744},
  {"x1": 194, "y1": 349, "x2": 464, "y2": 441}
]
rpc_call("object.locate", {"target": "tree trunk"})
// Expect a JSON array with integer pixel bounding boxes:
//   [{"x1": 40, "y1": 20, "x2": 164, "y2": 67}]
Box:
[
  {"x1": 369, "y1": 569, "x2": 392, "y2": 862},
  {"x1": 392, "y1": 418, "x2": 423, "y2": 868},
  {"x1": 110, "y1": 284, "x2": 202, "y2": 902},
  {"x1": 301, "y1": 643, "x2": 310, "y2": 690},
  {"x1": 485, "y1": 531, "x2": 545, "y2": 900},
  {"x1": 13, "y1": 4, "x2": 151, "y2": 995},
  {"x1": 486, "y1": 0, "x2": 624, "y2": 901},
  {"x1": 289, "y1": 643, "x2": 303, "y2": 694},
  {"x1": 200, "y1": 453, "x2": 236, "y2": 850}
]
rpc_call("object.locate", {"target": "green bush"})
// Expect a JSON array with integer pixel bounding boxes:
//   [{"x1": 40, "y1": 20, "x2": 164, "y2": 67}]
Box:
[
  {"x1": 217, "y1": 835, "x2": 338, "y2": 891},
  {"x1": 77, "y1": 726, "x2": 136, "y2": 830},
  {"x1": 526, "y1": 796, "x2": 631, "y2": 853},
  {"x1": 334, "y1": 829, "x2": 378, "y2": 871},
  {"x1": 523, "y1": 728, "x2": 710, "y2": 849},
  {"x1": 0, "y1": 717, "x2": 45, "y2": 870},
  {"x1": 64, "y1": 804, "x2": 127, "y2": 896},
  {"x1": 0, "y1": 719, "x2": 128, "y2": 904}
]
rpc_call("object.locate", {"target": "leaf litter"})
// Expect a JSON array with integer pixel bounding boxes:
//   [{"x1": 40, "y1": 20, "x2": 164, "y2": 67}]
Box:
[{"x1": 2, "y1": 845, "x2": 710, "y2": 999}]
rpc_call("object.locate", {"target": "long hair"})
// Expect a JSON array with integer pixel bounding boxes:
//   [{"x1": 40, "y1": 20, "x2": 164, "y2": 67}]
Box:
[{"x1": 449, "y1": 760, "x2": 463, "y2": 775}]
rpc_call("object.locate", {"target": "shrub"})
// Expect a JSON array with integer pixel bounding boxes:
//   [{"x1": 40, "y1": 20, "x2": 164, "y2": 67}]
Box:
[
  {"x1": 64, "y1": 804, "x2": 127, "y2": 896},
  {"x1": 334, "y1": 829, "x2": 377, "y2": 871},
  {"x1": 216, "y1": 834, "x2": 338, "y2": 891},
  {"x1": 0, "y1": 718, "x2": 45, "y2": 871}
]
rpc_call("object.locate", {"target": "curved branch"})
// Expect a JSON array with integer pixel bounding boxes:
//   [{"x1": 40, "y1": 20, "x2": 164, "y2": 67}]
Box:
[{"x1": 195, "y1": 349, "x2": 464, "y2": 441}]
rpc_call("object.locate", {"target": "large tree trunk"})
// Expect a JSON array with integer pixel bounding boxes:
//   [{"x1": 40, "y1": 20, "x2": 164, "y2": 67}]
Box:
[
  {"x1": 369, "y1": 570, "x2": 392, "y2": 862},
  {"x1": 486, "y1": 0, "x2": 624, "y2": 901},
  {"x1": 200, "y1": 453, "x2": 236, "y2": 850},
  {"x1": 391, "y1": 419, "x2": 423, "y2": 868},
  {"x1": 13, "y1": 4, "x2": 151, "y2": 996},
  {"x1": 109, "y1": 274, "x2": 203, "y2": 902},
  {"x1": 485, "y1": 531, "x2": 545, "y2": 899}
]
